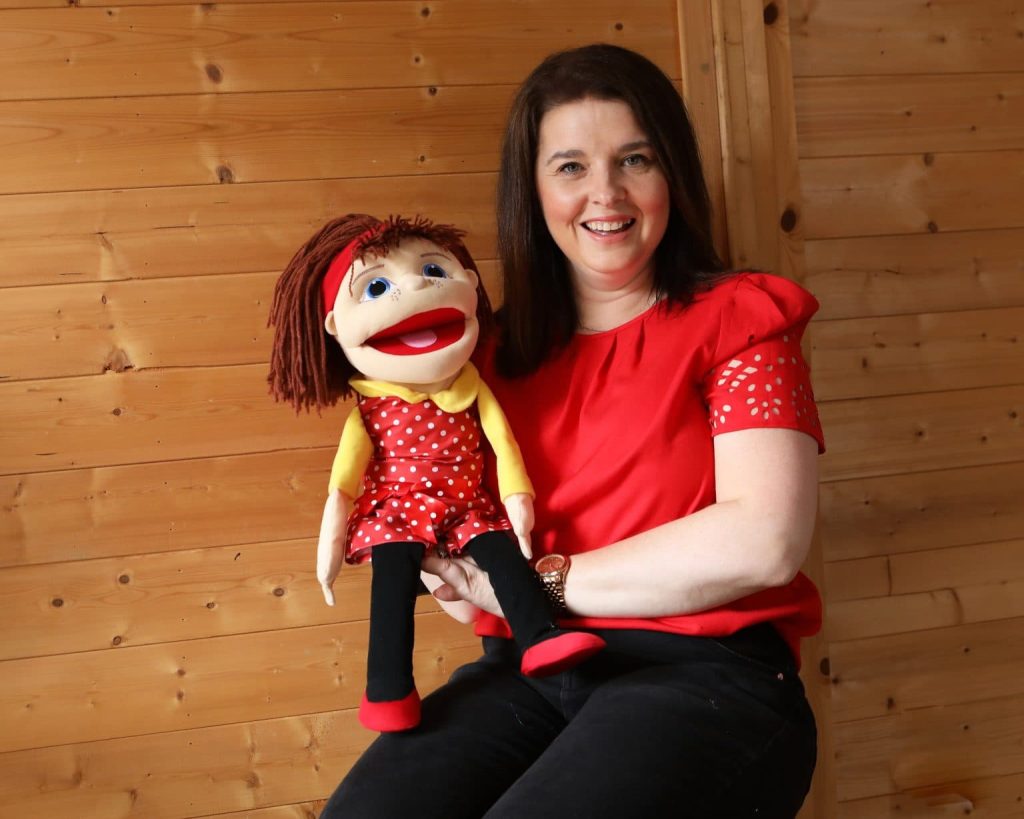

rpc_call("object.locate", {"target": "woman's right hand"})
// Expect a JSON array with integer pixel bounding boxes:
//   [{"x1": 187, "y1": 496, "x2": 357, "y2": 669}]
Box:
[{"x1": 420, "y1": 553, "x2": 504, "y2": 620}]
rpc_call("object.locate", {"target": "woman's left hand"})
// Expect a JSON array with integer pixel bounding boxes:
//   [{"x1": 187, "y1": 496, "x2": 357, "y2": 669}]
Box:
[{"x1": 421, "y1": 553, "x2": 505, "y2": 618}]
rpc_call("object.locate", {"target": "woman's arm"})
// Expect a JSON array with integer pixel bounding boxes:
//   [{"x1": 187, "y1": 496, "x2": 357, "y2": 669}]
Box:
[{"x1": 425, "y1": 427, "x2": 819, "y2": 618}]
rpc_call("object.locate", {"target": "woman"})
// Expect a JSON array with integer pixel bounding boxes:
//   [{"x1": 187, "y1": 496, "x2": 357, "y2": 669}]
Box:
[{"x1": 322, "y1": 43, "x2": 823, "y2": 818}]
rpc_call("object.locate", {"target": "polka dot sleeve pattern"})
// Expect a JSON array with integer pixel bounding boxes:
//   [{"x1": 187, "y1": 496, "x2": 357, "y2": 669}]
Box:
[{"x1": 704, "y1": 332, "x2": 824, "y2": 453}]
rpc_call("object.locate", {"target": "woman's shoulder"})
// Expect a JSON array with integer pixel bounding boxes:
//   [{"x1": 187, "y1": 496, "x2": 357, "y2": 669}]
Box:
[{"x1": 689, "y1": 270, "x2": 817, "y2": 312}]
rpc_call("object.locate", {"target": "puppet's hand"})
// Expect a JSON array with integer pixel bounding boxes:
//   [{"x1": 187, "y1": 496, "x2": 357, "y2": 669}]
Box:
[
  {"x1": 316, "y1": 490, "x2": 351, "y2": 606},
  {"x1": 503, "y1": 493, "x2": 534, "y2": 559}
]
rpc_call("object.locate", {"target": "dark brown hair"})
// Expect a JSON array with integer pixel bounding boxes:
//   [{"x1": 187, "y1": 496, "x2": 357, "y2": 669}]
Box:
[
  {"x1": 496, "y1": 43, "x2": 727, "y2": 376},
  {"x1": 268, "y1": 213, "x2": 493, "y2": 412}
]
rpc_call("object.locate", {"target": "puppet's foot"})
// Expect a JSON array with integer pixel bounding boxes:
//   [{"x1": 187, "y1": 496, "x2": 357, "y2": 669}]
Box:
[
  {"x1": 521, "y1": 631, "x2": 606, "y2": 678},
  {"x1": 359, "y1": 689, "x2": 421, "y2": 732}
]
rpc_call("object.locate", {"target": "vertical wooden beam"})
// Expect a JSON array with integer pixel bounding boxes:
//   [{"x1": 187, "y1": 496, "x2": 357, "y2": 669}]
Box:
[{"x1": 678, "y1": 2, "x2": 835, "y2": 817}]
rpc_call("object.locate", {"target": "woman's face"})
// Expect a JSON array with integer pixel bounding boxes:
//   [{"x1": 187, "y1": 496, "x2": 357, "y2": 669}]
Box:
[{"x1": 534, "y1": 97, "x2": 670, "y2": 296}]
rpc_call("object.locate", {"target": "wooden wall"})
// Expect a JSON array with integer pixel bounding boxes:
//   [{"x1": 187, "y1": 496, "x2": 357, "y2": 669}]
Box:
[
  {"x1": 790, "y1": 0, "x2": 1024, "y2": 816},
  {"x1": 0, "y1": 2, "x2": 707, "y2": 817}
]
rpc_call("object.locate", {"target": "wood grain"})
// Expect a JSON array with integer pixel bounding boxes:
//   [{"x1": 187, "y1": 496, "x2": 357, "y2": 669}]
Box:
[
  {"x1": 0, "y1": 611, "x2": 480, "y2": 753},
  {"x1": 0, "y1": 173, "x2": 499, "y2": 288},
  {"x1": 818, "y1": 462, "x2": 1024, "y2": 562},
  {"x1": 0, "y1": 709, "x2": 361, "y2": 819},
  {"x1": 0, "y1": 449, "x2": 333, "y2": 568},
  {"x1": 810, "y1": 306, "x2": 1024, "y2": 401},
  {"x1": 838, "y1": 772, "x2": 1024, "y2": 818},
  {"x1": 800, "y1": 150, "x2": 1024, "y2": 240},
  {"x1": 802, "y1": 228, "x2": 1024, "y2": 321},
  {"x1": 829, "y1": 617, "x2": 1024, "y2": 723},
  {"x1": 0, "y1": 1, "x2": 679, "y2": 102},
  {"x1": 795, "y1": 73, "x2": 1024, "y2": 158},
  {"x1": 818, "y1": 384, "x2": 1024, "y2": 482},
  {"x1": 789, "y1": 0, "x2": 1024, "y2": 78}
]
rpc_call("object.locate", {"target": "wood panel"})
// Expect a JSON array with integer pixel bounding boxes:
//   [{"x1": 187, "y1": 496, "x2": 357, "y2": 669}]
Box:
[
  {"x1": 0, "y1": 173, "x2": 498, "y2": 288},
  {"x1": 0, "y1": 85, "x2": 512, "y2": 195},
  {"x1": 833, "y1": 693, "x2": 1024, "y2": 801},
  {"x1": 802, "y1": 228, "x2": 1024, "y2": 321},
  {"x1": 195, "y1": 803, "x2": 326, "y2": 819},
  {"x1": 789, "y1": 0, "x2": 1024, "y2": 78},
  {"x1": 800, "y1": 150, "x2": 1024, "y2": 240},
  {"x1": 0, "y1": 710, "x2": 358, "y2": 819},
  {"x1": 0, "y1": 611, "x2": 479, "y2": 753},
  {"x1": 0, "y1": 365, "x2": 343, "y2": 476},
  {"x1": 0, "y1": 449, "x2": 332, "y2": 568},
  {"x1": 0, "y1": 1, "x2": 679, "y2": 101},
  {"x1": 818, "y1": 384, "x2": 1024, "y2": 482},
  {"x1": 795, "y1": 73, "x2": 1024, "y2": 158},
  {"x1": 829, "y1": 617, "x2": 1024, "y2": 723},
  {"x1": 0, "y1": 538, "x2": 424, "y2": 660},
  {"x1": 810, "y1": 306, "x2": 1024, "y2": 401},
  {"x1": 838, "y1": 773, "x2": 1024, "y2": 818},
  {"x1": 818, "y1": 462, "x2": 1024, "y2": 562}
]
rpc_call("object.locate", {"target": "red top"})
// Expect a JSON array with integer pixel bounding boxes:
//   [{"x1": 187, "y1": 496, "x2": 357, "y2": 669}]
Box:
[{"x1": 476, "y1": 272, "x2": 825, "y2": 662}]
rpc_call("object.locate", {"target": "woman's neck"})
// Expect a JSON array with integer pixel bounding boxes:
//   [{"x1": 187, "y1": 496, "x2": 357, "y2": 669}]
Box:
[{"x1": 574, "y1": 279, "x2": 657, "y2": 334}]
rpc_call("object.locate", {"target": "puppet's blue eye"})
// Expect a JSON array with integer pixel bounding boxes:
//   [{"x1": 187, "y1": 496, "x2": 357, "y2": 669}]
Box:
[
  {"x1": 422, "y1": 262, "x2": 449, "y2": 279},
  {"x1": 361, "y1": 277, "x2": 393, "y2": 301}
]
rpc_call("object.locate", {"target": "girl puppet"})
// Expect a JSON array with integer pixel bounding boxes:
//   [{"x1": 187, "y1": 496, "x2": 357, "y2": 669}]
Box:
[{"x1": 268, "y1": 214, "x2": 605, "y2": 732}]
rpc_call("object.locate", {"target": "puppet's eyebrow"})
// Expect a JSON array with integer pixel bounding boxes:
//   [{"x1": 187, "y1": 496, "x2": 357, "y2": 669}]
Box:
[
  {"x1": 420, "y1": 251, "x2": 452, "y2": 261},
  {"x1": 348, "y1": 262, "x2": 385, "y2": 295}
]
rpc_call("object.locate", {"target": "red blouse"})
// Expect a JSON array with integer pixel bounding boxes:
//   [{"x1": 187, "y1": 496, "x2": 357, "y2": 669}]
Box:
[{"x1": 476, "y1": 272, "x2": 825, "y2": 662}]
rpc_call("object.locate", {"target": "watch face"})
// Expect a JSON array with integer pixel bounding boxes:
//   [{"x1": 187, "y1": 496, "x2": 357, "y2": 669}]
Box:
[{"x1": 535, "y1": 554, "x2": 567, "y2": 574}]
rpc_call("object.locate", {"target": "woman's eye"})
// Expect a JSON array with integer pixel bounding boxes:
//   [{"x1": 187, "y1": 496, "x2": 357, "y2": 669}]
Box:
[
  {"x1": 361, "y1": 277, "x2": 393, "y2": 301},
  {"x1": 556, "y1": 161, "x2": 584, "y2": 175},
  {"x1": 623, "y1": 153, "x2": 651, "y2": 168},
  {"x1": 422, "y1": 263, "x2": 449, "y2": 279}
]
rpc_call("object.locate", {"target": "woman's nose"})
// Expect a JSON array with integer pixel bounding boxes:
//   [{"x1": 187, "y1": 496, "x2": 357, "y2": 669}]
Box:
[{"x1": 590, "y1": 166, "x2": 625, "y2": 205}]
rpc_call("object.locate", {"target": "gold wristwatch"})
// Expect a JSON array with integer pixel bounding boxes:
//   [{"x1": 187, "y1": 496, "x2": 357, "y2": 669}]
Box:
[{"x1": 534, "y1": 553, "x2": 571, "y2": 616}]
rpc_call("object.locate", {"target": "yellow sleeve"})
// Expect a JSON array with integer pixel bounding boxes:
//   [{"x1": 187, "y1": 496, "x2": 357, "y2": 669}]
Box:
[
  {"x1": 475, "y1": 378, "x2": 534, "y2": 502},
  {"x1": 327, "y1": 406, "x2": 373, "y2": 498}
]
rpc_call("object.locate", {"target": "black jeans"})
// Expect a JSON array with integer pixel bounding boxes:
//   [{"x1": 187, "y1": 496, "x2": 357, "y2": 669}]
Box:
[{"x1": 321, "y1": 624, "x2": 817, "y2": 818}]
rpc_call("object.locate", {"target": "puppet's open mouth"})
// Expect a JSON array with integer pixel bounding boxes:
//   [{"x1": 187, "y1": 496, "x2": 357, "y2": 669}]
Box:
[{"x1": 365, "y1": 308, "x2": 467, "y2": 356}]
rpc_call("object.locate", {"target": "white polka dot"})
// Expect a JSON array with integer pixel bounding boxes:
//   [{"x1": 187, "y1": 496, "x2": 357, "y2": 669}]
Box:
[
  {"x1": 754, "y1": 354, "x2": 762, "y2": 362},
  {"x1": 381, "y1": 411, "x2": 388, "y2": 418},
  {"x1": 396, "y1": 439, "x2": 404, "y2": 446},
  {"x1": 723, "y1": 404, "x2": 732, "y2": 412},
  {"x1": 406, "y1": 427, "x2": 413, "y2": 434},
  {"x1": 390, "y1": 466, "x2": 398, "y2": 473},
  {"x1": 374, "y1": 524, "x2": 381, "y2": 530},
  {"x1": 402, "y1": 407, "x2": 409, "y2": 414},
  {"x1": 385, "y1": 533, "x2": 392, "y2": 539},
  {"x1": 410, "y1": 466, "x2": 417, "y2": 473}
]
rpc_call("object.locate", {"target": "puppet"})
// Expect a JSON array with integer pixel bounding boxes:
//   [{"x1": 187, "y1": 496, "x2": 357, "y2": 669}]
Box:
[{"x1": 268, "y1": 214, "x2": 605, "y2": 732}]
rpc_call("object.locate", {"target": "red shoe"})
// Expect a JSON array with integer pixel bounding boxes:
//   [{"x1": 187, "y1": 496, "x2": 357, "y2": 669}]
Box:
[
  {"x1": 521, "y1": 631, "x2": 606, "y2": 678},
  {"x1": 359, "y1": 689, "x2": 421, "y2": 732}
]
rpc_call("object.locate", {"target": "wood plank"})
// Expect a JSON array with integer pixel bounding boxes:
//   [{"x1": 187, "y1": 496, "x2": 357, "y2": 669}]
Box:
[
  {"x1": 838, "y1": 772, "x2": 1024, "y2": 818},
  {"x1": 0, "y1": 710, "x2": 361, "y2": 819},
  {"x1": 800, "y1": 150, "x2": 1024, "y2": 240},
  {"x1": 0, "y1": 1, "x2": 679, "y2": 101},
  {"x1": 789, "y1": 0, "x2": 1024, "y2": 78},
  {"x1": 0, "y1": 173, "x2": 498, "y2": 289},
  {"x1": 0, "y1": 449, "x2": 334, "y2": 568},
  {"x1": 827, "y1": 567, "x2": 1024, "y2": 643},
  {"x1": 833, "y1": 693, "x2": 1024, "y2": 801},
  {"x1": 0, "y1": 364, "x2": 345, "y2": 476},
  {"x1": 802, "y1": 228, "x2": 1024, "y2": 321},
  {"x1": 0, "y1": 611, "x2": 480, "y2": 753},
  {"x1": 830, "y1": 617, "x2": 1024, "y2": 723},
  {"x1": 819, "y1": 462, "x2": 1024, "y2": 562},
  {"x1": 795, "y1": 73, "x2": 1024, "y2": 158},
  {"x1": 818, "y1": 384, "x2": 1024, "y2": 483},
  {"x1": 810, "y1": 306, "x2": 1024, "y2": 401},
  {"x1": 194, "y1": 802, "x2": 326, "y2": 819},
  {"x1": 0, "y1": 538, "x2": 449, "y2": 660},
  {"x1": 0, "y1": 85, "x2": 514, "y2": 195}
]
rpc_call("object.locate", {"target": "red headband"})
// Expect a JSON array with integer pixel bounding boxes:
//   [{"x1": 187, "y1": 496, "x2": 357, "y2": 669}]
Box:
[{"x1": 321, "y1": 226, "x2": 381, "y2": 314}]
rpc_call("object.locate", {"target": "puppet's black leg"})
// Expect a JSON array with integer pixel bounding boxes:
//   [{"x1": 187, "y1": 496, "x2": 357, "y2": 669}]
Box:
[
  {"x1": 362, "y1": 540, "x2": 425, "y2": 732},
  {"x1": 465, "y1": 531, "x2": 605, "y2": 677}
]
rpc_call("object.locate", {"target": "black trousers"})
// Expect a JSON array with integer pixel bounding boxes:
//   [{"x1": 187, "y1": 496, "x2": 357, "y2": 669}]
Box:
[{"x1": 321, "y1": 623, "x2": 817, "y2": 818}]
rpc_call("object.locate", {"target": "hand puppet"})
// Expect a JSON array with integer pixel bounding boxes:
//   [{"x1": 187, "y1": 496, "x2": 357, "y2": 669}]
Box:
[{"x1": 268, "y1": 214, "x2": 604, "y2": 731}]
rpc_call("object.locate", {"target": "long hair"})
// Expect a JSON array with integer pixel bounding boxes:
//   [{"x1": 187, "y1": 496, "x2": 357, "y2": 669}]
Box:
[
  {"x1": 268, "y1": 213, "x2": 494, "y2": 412},
  {"x1": 496, "y1": 43, "x2": 727, "y2": 377}
]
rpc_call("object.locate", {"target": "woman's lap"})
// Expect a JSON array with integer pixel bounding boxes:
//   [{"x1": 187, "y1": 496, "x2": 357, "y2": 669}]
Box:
[{"x1": 321, "y1": 626, "x2": 816, "y2": 819}]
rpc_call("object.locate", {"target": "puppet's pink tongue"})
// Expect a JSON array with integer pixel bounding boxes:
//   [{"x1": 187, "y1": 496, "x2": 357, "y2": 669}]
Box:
[{"x1": 398, "y1": 329, "x2": 438, "y2": 348}]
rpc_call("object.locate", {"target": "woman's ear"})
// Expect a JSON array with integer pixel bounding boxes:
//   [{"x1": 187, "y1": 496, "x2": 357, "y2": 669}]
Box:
[{"x1": 324, "y1": 310, "x2": 339, "y2": 338}]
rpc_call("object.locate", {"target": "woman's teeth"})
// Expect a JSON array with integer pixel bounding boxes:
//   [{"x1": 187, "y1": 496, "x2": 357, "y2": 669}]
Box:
[{"x1": 583, "y1": 219, "x2": 635, "y2": 235}]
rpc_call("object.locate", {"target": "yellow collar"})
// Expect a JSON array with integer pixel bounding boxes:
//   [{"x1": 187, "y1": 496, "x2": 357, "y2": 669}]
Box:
[{"x1": 349, "y1": 362, "x2": 480, "y2": 413}]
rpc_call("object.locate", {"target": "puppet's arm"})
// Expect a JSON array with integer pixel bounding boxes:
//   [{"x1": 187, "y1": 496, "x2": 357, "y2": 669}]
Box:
[
  {"x1": 476, "y1": 379, "x2": 535, "y2": 558},
  {"x1": 318, "y1": 406, "x2": 372, "y2": 605}
]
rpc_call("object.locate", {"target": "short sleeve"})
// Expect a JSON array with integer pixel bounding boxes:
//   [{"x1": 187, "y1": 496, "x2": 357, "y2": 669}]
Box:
[{"x1": 702, "y1": 273, "x2": 825, "y2": 453}]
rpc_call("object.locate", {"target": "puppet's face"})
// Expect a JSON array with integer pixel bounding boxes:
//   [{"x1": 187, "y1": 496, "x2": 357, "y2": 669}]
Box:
[{"x1": 324, "y1": 237, "x2": 480, "y2": 390}]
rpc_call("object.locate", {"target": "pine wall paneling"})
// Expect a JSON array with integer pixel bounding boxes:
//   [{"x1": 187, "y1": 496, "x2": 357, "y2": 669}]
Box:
[{"x1": 791, "y1": 0, "x2": 1024, "y2": 815}]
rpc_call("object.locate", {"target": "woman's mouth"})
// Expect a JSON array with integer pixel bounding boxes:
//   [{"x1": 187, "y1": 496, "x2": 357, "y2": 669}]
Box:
[
  {"x1": 365, "y1": 308, "x2": 467, "y2": 356},
  {"x1": 582, "y1": 218, "x2": 636, "y2": 236}
]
